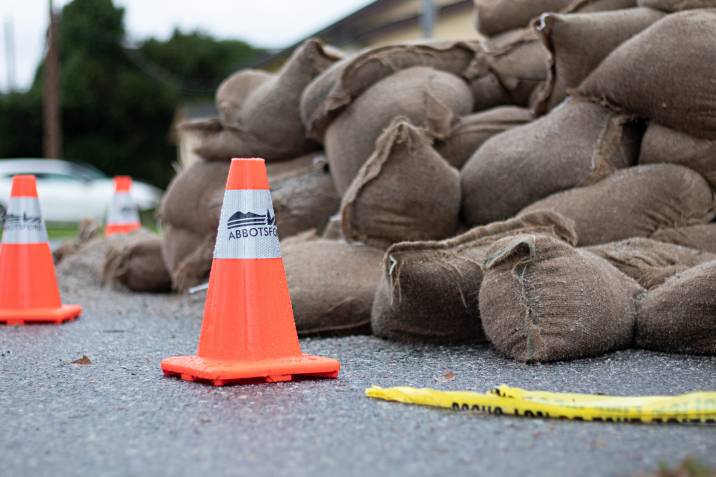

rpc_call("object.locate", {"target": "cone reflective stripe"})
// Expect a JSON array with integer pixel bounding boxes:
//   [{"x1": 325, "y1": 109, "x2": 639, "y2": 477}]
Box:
[
  {"x1": 105, "y1": 176, "x2": 141, "y2": 236},
  {"x1": 0, "y1": 175, "x2": 82, "y2": 325},
  {"x1": 161, "y1": 158, "x2": 340, "y2": 385}
]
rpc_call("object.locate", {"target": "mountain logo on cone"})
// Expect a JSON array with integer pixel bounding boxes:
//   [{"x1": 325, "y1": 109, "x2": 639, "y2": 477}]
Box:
[
  {"x1": 4, "y1": 213, "x2": 42, "y2": 231},
  {"x1": 226, "y1": 208, "x2": 278, "y2": 241},
  {"x1": 120, "y1": 205, "x2": 136, "y2": 215},
  {"x1": 227, "y1": 209, "x2": 276, "y2": 230}
]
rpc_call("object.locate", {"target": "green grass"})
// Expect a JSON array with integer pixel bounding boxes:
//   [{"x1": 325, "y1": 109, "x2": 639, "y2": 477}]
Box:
[
  {"x1": 46, "y1": 224, "x2": 81, "y2": 240},
  {"x1": 636, "y1": 458, "x2": 716, "y2": 477}
]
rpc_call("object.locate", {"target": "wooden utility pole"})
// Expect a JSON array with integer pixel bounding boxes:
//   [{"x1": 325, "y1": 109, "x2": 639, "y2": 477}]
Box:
[
  {"x1": 43, "y1": 0, "x2": 61, "y2": 159},
  {"x1": 421, "y1": 0, "x2": 436, "y2": 39},
  {"x1": 4, "y1": 17, "x2": 16, "y2": 91}
]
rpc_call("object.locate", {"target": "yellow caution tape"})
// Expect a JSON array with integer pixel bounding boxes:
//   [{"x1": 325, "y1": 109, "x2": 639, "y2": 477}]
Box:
[
  {"x1": 490, "y1": 385, "x2": 669, "y2": 406},
  {"x1": 365, "y1": 386, "x2": 716, "y2": 424}
]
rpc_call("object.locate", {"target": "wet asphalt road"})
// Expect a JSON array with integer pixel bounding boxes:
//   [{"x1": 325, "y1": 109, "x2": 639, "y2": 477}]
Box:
[{"x1": 1, "y1": 285, "x2": 715, "y2": 477}]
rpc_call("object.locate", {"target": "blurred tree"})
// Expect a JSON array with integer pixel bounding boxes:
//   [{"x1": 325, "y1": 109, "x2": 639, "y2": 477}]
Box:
[
  {"x1": 140, "y1": 30, "x2": 257, "y2": 97},
  {"x1": 0, "y1": 0, "x2": 258, "y2": 187}
]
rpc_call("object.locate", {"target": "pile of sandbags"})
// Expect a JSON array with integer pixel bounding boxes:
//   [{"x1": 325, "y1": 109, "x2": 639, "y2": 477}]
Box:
[
  {"x1": 102, "y1": 5, "x2": 716, "y2": 363},
  {"x1": 373, "y1": 6, "x2": 714, "y2": 360},
  {"x1": 181, "y1": 40, "x2": 342, "y2": 162}
]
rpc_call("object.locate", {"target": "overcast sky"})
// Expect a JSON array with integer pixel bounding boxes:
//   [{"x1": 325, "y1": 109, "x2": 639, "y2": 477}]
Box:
[{"x1": 0, "y1": 0, "x2": 373, "y2": 92}]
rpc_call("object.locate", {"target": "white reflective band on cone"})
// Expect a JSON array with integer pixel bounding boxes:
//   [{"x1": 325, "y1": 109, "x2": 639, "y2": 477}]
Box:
[
  {"x1": 106, "y1": 192, "x2": 140, "y2": 225},
  {"x1": 1, "y1": 197, "x2": 49, "y2": 244},
  {"x1": 214, "y1": 189, "x2": 281, "y2": 259}
]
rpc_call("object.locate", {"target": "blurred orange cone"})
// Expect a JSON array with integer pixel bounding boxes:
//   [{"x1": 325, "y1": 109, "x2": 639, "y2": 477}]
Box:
[
  {"x1": 161, "y1": 158, "x2": 340, "y2": 386},
  {"x1": 0, "y1": 175, "x2": 82, "y2": 325},
  {"x1": 105, "y1": 176, "x2": 141, "y2": 236}
]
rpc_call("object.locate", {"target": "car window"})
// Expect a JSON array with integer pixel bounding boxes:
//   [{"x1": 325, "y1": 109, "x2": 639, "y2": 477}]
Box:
[
  {"x1": 34, "y1": 172, "x2": 86, "y2": 182},
  {"x1": 69, "y1": 164, "x2": 106, "y2": 181}
]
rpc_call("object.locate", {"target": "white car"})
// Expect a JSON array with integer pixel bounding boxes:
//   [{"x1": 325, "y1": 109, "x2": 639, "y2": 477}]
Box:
[{"x1": 0, "y1": 159, "x2": 162, "y2": 224}]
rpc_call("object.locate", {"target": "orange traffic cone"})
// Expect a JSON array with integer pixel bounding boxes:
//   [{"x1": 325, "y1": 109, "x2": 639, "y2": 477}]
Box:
[
  {"x1": 105, "y1": 176, "x2": 141, "y2": 236},
  {"x1": 161, "y1": 158, "x2": 340, "y2": 386},
  {"x1": 0, "y1": 175, "x2": 82, "y2": 325}
]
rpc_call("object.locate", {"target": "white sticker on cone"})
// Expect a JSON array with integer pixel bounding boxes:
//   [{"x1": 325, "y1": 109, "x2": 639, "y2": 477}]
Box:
[
  {"x1": 213, "y1": 189, "x2": 281, "y2": 259},
  {"x1": 2, "y1": 197, "x2": 49, "y2": 244},
  {"x1": 106, "y1": 192, "x2": 140, "y2": 225}
]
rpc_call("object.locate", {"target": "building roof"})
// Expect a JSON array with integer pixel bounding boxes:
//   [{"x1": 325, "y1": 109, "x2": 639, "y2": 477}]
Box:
[{"x1": 251, "y1": 0, "x2": 473, "y2": 69}]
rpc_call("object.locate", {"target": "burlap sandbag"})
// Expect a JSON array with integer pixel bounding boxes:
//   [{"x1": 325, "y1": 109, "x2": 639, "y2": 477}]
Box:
[
  {"x1": 188, "y1": 39, "x2": 341, "y2": 161},
  {"x1": 480, "y1": 233, "x2": 640, "y2": 362},
  {"x1": 585, "y1": 238, "x2": 716, "y2": 289},
  {"x1": 637, "y1": 0, "x2": 716, "y2": 10},
  {"x1": 467, "y1": 72, "x2": 513, "y2": 111},
  {"x1": 179, "y1": 118, "x2": 236, "y2": 163},
  {"x1": 474, "y1": 0, "x2": 573, "y2": 37},
  {"x1": 265, "y1": 153, "x2": 316, "y2": 180},
  {"x1": 271, "y1": 155, "x2": 340, "y2": 238},
  {"x1": 578, "y1": 10, "x2": 716, "y2": 139},
  {"x1": 279, "y1": 229, "x2": 320, "y2": 248},
  {"x1": 371, "y1": 211, "x2": 577, "y2": 343},
  {"x1": 636, "y1": 259, "x2": 716, "y2": 355},
  {"x1": 215, "y1": 69, "x2": 272, "y2": 127},
  {"x1": 325, "y1": 67, "x2": 472, "y2": 194},
  {"x1": 53, "y1": 218, "x2": 101, "y2": 263},
  {"x1": 436, "y1": 106, "x2": 533, "y2": 169},
  {"x1": 160, "y1": 224, "x2": 214, "y2": 293},
  {"x1": 532, "y1": 8, "x2": 665, "y2": 115},
  {"x1": 471, "y1": 29, "x2": 548, "y2": 107},
  {"x1": 56, "y1": 228, "x2": 157, "y2": 290},
  {"x1": 522, "y1": 164, "x2": 716, "y2": 246},
  {"x1": 461, "y1": 99, "x2": 640, "y2": 226},
  {"x1": 102, "y1": 235, "x2": 172, "y2": 293},
  {"x1": 158, "y1": 159, "x2": 226, "y2": 291},
  {"x1": 639, "y1": 122, "x2": 716, "y2": 189},
  {"x1": 301, "y1": 41, "x2": 482, "y2": 142},
  {"x1": 651, "y1": 224, "x2": 716, "y2": 255},
  {"x1": 341, "y1": 120, "x2": 460, "y2": 247},
  {"x1": 473, "y1": 0, "x2": 636, "y2": 37},
  {"x1": 159, "y1": 159, "x2": 228, "y2": 239},
  {"x1": 283, "y1": 239, "x2": 384, "y2": 336}
]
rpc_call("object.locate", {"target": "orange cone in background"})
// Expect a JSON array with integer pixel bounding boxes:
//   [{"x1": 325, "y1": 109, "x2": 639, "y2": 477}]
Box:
[
  {"x1": 161, "y1": 158, "x2": 340, "y2": 386},
  {"x1": 105, "y1": 176, "x2": 141, "y2": 236},
  {"x1": 0, "y1": 175, "x2": 82, "y2": 325}
]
